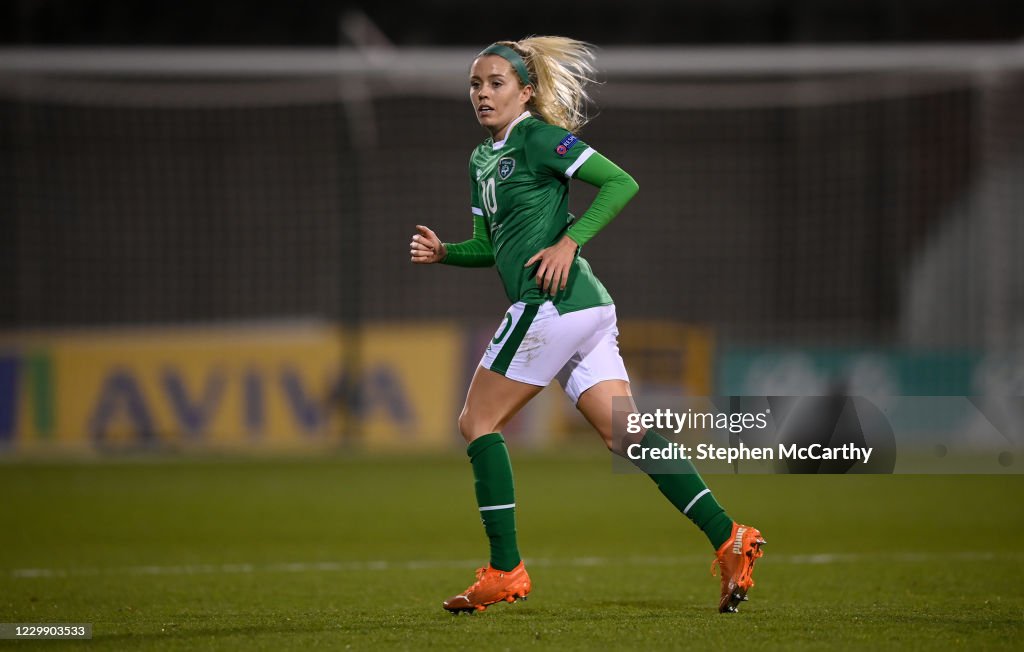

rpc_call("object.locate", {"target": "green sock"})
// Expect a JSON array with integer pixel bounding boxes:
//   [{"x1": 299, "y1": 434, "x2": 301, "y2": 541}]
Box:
[
  {"x1": 467, "y1": 432, "x2": 521, "y2": 571},
  {"x1": 636, "y1": 429, "x2": 734, "y2": 550}
]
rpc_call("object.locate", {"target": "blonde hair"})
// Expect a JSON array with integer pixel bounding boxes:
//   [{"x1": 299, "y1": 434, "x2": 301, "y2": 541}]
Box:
[{"x1": 495, "y1": 36, "x2": 597, "y2": 133}]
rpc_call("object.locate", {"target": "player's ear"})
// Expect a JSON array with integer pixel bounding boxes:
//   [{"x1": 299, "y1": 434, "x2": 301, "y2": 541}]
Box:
[{"x1": 519, "y1": 84, "x2": 534, "y2": 104}]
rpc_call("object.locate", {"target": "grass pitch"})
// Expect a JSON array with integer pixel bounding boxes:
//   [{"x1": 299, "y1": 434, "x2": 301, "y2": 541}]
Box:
[{"x1": 1, "y1": 452, "x2": 1022, "y2": 650}]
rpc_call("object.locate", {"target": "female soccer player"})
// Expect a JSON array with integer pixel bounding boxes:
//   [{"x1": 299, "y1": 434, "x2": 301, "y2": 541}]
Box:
[{"x1": 410, "y1": 36, "x2": 765, "y2": 614}]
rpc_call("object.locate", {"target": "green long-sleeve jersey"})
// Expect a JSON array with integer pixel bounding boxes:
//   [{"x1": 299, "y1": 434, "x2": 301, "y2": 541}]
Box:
[{"x1": 443, "y1": 111, "x2": 638, "y2": 315}]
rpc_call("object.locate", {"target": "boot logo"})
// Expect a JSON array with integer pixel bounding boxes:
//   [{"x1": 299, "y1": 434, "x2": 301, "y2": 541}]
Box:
[{"x1": 732, "y1": 527, "x2": 747, "y2": 554}]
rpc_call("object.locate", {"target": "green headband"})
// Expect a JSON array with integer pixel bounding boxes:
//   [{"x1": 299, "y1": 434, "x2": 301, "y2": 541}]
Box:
[{"x1": 478, "y1": 43, "x2": 531, "y2": 86}]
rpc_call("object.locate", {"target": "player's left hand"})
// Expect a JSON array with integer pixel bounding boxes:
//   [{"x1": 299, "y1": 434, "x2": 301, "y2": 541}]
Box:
[{"x1": 525, "y1": 236, "x2": 578, "y2": 296}]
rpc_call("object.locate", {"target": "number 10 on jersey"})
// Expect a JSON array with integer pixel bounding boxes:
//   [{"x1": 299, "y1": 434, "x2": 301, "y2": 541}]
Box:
[{"x1": 479, "y1": 178, "x2": 498, "y2": 217}]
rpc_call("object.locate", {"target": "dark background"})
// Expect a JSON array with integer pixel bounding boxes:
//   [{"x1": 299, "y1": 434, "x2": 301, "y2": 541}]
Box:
[
  {"x1": 2, "y1": 0, "x2": 1024, "y2": 45},
  {"x1": 2, "y1": 1, "x2": 1022, "y2": 351}
]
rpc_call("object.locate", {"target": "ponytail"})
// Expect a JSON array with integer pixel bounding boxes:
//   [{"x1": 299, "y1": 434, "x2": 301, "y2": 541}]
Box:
[{"x1": 494, "y1": 36, "x2": 597, "y2": 133}]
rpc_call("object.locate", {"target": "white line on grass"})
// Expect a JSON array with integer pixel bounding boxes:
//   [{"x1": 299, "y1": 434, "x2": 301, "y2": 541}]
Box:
[{"x1": 7, "y1": 551, "x2": 1015, "y2": 579}]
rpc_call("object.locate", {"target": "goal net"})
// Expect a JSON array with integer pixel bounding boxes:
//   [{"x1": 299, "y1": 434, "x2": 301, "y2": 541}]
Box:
[{"x1": 1, "y1": 45, "x2": 1022, "y2": 351}]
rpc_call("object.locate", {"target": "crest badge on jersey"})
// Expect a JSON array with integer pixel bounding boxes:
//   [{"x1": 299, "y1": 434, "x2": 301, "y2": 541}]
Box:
[
  {"x1": 555, "y1": 133, "x2": 578, "y2": 156},
  {"x1": 498, "y1": 157, "x2": 516, "y2": 180}
]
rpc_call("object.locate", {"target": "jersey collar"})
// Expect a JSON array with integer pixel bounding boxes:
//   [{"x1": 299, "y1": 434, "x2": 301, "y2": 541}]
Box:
[{"x1": 492, "y1": 111, "x2": 531, "y2": 150}]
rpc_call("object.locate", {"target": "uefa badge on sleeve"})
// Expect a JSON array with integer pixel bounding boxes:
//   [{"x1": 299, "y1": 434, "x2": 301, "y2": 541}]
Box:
[
  {"x1": 555, "y1": 133, "x2": 578, "y2": 156},
  {"x1": 498, "y1": 157, "x2": 516, "y2": 180}
]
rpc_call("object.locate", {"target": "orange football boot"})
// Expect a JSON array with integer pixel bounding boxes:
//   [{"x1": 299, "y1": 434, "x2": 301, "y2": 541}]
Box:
[
  {"x1": 711, "y1": 522, "x2": 766, "y2": 613},
  {"x1": 442, "y1": 561, "x2": 532, "y2": 614}
]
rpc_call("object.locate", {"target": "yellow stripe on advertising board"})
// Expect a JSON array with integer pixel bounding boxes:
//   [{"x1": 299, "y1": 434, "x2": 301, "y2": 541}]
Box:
[{"x1": 0, "y1": 323, "x2": 460, "y2": 452}]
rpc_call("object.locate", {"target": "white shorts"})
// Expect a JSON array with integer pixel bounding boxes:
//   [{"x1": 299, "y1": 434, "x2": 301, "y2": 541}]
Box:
[{"x1": 479, "y1": 301, "x2": 629, "y2": 404}]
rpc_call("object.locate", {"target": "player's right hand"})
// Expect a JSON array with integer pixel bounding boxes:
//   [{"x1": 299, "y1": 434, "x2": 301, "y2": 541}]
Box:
[{"x1": 410, "y1": 225, "x2": 447, "y2": 264}]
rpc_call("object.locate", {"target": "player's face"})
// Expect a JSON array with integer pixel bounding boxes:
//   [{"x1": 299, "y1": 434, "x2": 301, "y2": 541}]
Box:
[{"x1": 470, "y1": 55, "x2": 533, "y2": 139}]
